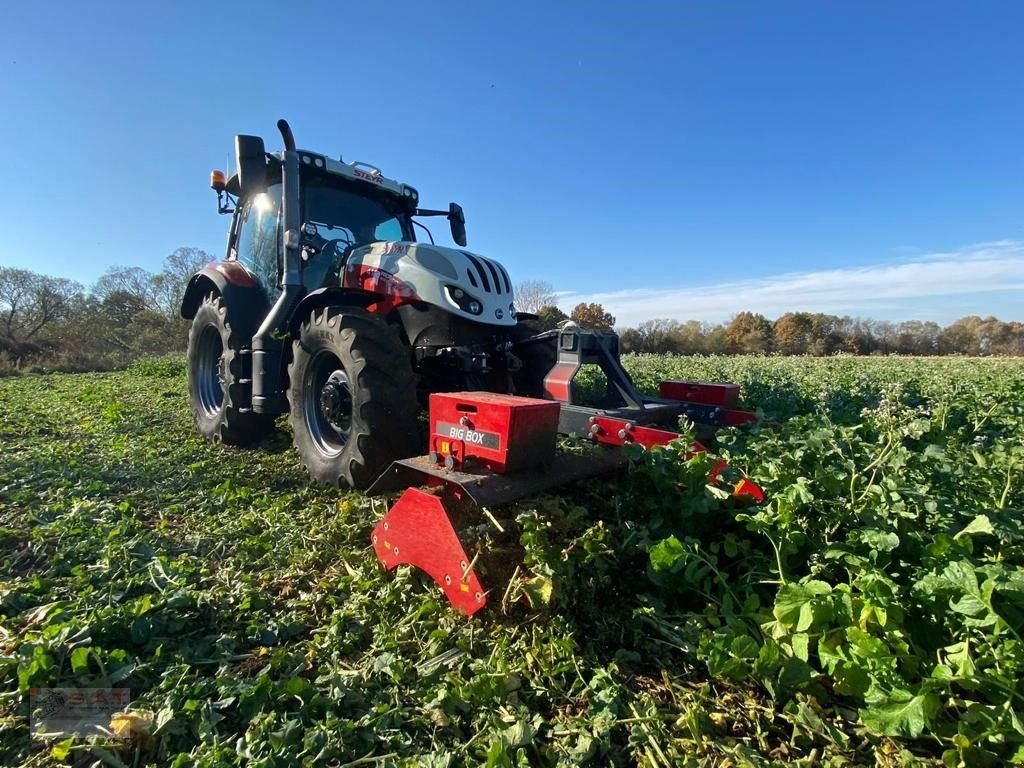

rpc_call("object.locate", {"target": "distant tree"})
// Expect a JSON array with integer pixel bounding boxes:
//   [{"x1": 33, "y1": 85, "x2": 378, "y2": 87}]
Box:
[
  {"x1": 617, "y1": 327, "x2": 642, "y2": 353},
  {"x1": 534, "y1": 305, "x2": 568, "y2": 331},
  {"x1": 939, "y1": 315, "x2": 1024, "y2": 356},
  {"x1": 570, "y1": 302, "x2": 616, "y2": 330},
  {"x1": 514, "y1": 280, "x2": 557, "y2": 314},
  {"x1": 671, "y1": 320, "x2": 707, "y2": 355},
  {"x1": 99, "y1": 290, "x2": 149, "y2": 326},
  {"x1": 895, "y1": 320, "x2": 942, "y2": 355},
  {"x1": 703, "y1": 323, "x2": 729, "y2": 354},
  {"x1": 0, "y1": 267, "x2": 82, "y2": 357},
  {"x1": 773, "y1": 312, "x2": 814, "y2": 355},
  {"x1": 1003, "y1": 322, "x2": 1024, "y2": 356},
  {"x1": 805, "y1": 314, "x2": 845, "y2": 355},
  {"x1": 940, "y1": 316, "x2": 981, "y2": 355},
  {"x1": 725, "y1": 312, "x2": 773, "y2": 354},
  {"x1": 93, "y1": 266, "x2": 155, "y2": 305},
  {"x1": 872, "y1": 320, "x2": 898, "y2": 355},
  {"x1": 630, "y1": 319, "x2": 682, "y2": 354},
  {"x1": 838, "y1": 316, "x2": 875, "y2": 354},
  {"x1": 151, "y1": 247, "x2": 211, "y2": 317}
]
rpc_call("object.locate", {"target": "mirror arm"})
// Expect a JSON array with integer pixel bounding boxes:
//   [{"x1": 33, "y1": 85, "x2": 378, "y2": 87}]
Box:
[{"x1": 412, "y1": 220, "x2": 436, "y2": 245}]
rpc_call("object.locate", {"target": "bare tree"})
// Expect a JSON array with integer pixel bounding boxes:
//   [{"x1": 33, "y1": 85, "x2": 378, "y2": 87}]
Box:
[
  {"x1": 151, "y1": 247, "x2": 212, "y2": 317},
  {"x1": 93, "y1": 266, "x2": 155, "y2": 305},
  {"x1": 0, "y1": 267, "x2": 82, "y2": 354},
  {"x1": 514, "y1": 280, "x2": 557, "y2": 314}
]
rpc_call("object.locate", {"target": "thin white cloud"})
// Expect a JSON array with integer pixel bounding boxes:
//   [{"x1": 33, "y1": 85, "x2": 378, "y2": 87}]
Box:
[{"x1": 557, "y1": 240, "x2": 1024, "y2": 326}]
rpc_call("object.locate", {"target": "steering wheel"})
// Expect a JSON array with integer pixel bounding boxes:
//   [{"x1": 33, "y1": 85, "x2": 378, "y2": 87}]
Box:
[
  {"x1": 299, "y1": 236, "x2": 351, "y2": 289},
  {"x1": 319, "y1": 237, "x2": 350, "y2": 260}
]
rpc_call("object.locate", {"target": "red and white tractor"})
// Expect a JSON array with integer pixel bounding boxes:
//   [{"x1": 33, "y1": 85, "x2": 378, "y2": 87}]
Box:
[{"x1": 182, "y1": 120, "x2": 763, "y2": 614}]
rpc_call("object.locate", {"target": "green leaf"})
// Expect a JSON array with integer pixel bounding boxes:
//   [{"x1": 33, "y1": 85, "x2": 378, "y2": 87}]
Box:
[
  {"x1": 954, "y1": 514, "x2": 994, "y2": 540},
  {"x1": 790, "y1": 633, "x2": 810, "y2": 661},
  {"x1": 70, "y1": 646, "x2": 91, "y2": 675},
  {"x1": 774, "y1": 580, "x2": 832, "y2": 630},
  {"x1": 730, "y1": 634, "x2": 760, "y2": 660},
  {"x1": 51, "y1": 737, "x2": 75, "y2": 760},
  {"x1": 649, "y1": 535, "x2": 685, "y2": 575},
  {"x1": 832, "y1": 662, "x2": 870, "y2": 697},
  {"x1": 861, "y1": 529, "x2": 900, "y2": 552},
  {"x1": 521, "y1": 575, "x2": 553, "y2": 608},
  {"x1": 860, "y1": 691, "x2": 940, "y2": 738}
]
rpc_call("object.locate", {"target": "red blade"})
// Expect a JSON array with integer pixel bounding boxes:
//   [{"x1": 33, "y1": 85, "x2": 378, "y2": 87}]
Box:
[{"x1": 371, "y1": 488, "x2": 487, "y2": 616}]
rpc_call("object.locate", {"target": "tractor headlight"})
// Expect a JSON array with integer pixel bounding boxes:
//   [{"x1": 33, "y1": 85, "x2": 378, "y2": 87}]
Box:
[{"x1": 444, "y1": 285, "x2": 483, "y2": 315}]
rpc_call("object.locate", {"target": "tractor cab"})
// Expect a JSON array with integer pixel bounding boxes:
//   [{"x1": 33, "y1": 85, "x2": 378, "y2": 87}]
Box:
[{"x1": 209, "y1": 148, "x2": 465, "y2": 295}]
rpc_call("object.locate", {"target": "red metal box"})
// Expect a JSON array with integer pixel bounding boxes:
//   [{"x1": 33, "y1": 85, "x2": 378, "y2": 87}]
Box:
[
  {"x1": 659, "y1": 381, "x2": 740, "y2": 408},
  {"x1": 429, "y1": 391, "x2": 560, "y2": 474}
]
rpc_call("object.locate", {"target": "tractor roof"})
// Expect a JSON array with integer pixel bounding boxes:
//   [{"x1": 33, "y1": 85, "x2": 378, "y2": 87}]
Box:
[{"x1": 225, "y1": 150, "x2": 418, "y2": 205}]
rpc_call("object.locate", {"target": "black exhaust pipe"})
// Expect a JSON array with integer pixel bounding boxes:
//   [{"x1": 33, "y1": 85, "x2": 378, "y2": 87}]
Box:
[{"x1": 252, "y1": 119, "x2": 305, "y2": 414}]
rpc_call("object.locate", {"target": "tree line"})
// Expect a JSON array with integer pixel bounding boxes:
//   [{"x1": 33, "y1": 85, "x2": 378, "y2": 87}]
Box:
[
  {"x1": 0, "y1": 248, "x2": 209, "y2": 373},
  {"x1": 1, "y1": 264, "x2": 1021, "y2": 374},
  {"x1": 515, "y1": 280, "x2": 1024, "y2": 356}
]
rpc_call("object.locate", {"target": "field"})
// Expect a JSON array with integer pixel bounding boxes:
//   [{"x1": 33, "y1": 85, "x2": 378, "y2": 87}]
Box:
[{"x1": 2, "y1": 355, "x2": 1023, "y2": 767}]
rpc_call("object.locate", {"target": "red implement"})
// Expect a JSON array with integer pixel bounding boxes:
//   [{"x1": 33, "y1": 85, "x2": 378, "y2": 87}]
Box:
[
  {"x1": 585, "y1": 414, "x2": 765, "y2": 501},
  {"x1": 371, "y1": 488, "x2": 487, "y2": 616}
]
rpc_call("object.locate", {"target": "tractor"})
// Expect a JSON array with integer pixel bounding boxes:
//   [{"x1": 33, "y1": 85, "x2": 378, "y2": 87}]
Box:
[{"x1": 182, "y1": 120, "x2": 762, "y2": 614}]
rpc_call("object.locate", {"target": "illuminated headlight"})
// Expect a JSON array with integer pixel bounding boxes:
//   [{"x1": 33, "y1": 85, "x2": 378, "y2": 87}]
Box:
[{"x1": 445, "y1": 285, "x2": 483, "y2": 315}]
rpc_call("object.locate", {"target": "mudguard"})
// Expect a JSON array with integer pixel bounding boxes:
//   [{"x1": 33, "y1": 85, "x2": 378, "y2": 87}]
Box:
[
  {"x1": 285, "y1": 287, "x2": 379, "y2": 336},
  {"x1": 179, "y1": 262, "x2": 270, "y2": 342}
]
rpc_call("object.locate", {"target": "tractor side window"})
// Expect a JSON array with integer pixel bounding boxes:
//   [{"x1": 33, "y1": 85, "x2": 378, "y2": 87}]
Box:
[
  {"x1": 234, "y1": 183, "x2": 282, "y2": 294},
  {"x1": 374, "y1": 217, "x2": 404, "y2": 242}
]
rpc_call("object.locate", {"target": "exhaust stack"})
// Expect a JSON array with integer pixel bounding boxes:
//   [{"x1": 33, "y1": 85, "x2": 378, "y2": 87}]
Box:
[{"x1": 252, "y1": 119, "x2": 305, "y2": 414}]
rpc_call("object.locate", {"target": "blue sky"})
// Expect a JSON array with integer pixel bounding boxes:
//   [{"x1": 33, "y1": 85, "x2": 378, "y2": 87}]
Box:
[{"x1": 1, "y1": 2, "x2": 1022, "y2": 326}]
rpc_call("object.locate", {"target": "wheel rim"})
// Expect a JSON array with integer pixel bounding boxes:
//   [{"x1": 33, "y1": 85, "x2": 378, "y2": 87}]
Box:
[
  {"x1": 303, "y1": 350, "x2": 353, "y2": 457},
  {"x1": 196, "y1": 325, "x2": 226, "y2": 417}
]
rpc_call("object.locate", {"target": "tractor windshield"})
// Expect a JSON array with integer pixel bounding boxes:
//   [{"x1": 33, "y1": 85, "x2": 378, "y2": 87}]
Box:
[{"x1": 302, "y1": 180, "x2": 413, "y2": 246}]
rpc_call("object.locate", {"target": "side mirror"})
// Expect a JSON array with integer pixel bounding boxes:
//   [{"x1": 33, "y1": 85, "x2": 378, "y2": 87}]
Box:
[
  {"x1": 235, "y1": 134, "x2": 267, "y2": 197},
  {"x1": 448, "y1": 202, "x2": 467, "y2": 247}
]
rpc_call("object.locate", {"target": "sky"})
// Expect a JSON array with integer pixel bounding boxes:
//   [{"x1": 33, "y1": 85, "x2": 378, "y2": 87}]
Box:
[{"x1": 1, "y1": 2, "x2": 1022, "y2": 327}]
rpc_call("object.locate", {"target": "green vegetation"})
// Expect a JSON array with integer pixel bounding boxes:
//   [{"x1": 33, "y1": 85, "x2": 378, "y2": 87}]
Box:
[{"x1": 2, "y1": 356, "x2": 1023, "y2": 767}]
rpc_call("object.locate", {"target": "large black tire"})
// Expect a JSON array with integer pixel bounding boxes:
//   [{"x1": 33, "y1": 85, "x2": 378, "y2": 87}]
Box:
[
  {"x1": 287, "y1": 307, "x2": 419, "y2": 488},
  {"x1": 186, "y1": 292, "x2": 275, "y2": 445}
]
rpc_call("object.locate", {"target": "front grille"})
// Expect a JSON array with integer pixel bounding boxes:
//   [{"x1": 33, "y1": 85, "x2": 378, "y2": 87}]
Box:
[
  {"x1": 464, "y1": 253, "x2": 493, "y2": 293},
  {"x1": 463, "y1": 252, "x2": 511, "y2": 296}
]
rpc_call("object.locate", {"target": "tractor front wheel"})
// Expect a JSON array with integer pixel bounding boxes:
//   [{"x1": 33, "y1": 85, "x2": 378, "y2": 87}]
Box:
[
  {"x1": 186, "y1": 292, "x2": 275, "y2": 445},
  {"x1": 288, "y1": 307, "x2": 419, "y2": 488}
]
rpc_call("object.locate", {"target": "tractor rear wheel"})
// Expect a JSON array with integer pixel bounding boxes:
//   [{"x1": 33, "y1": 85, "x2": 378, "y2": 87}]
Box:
[
  {"x1": 288, "y1": 307, "x2": 419, "y2": 488},
  {"x1": 186, "y1": 292, "x2": 275, "y2": 445}
]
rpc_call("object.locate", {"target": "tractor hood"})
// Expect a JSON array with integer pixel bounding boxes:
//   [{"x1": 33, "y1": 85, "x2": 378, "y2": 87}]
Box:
[{"x1": 343, "y1": 241, "x2": 518, "y2": 327}]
